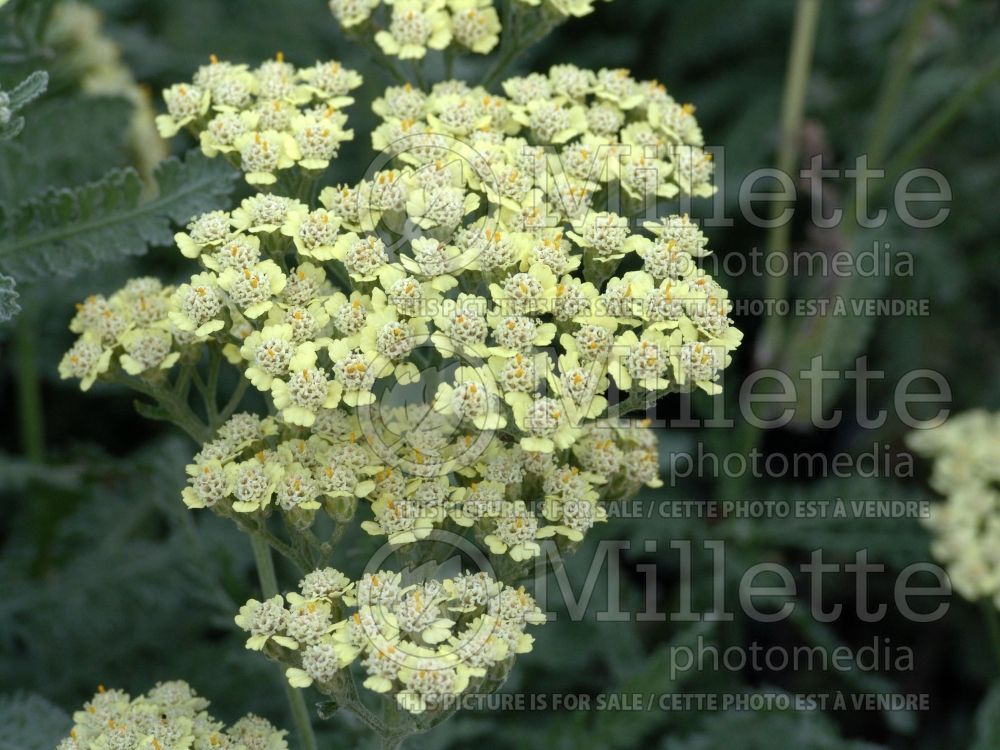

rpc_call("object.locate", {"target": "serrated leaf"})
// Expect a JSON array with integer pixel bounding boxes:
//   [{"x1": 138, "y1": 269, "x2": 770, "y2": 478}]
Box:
[
  {"x1": 0, "y1": 149, "x2": 237, "y2": 281},
  {"x1": 0, "y1": 272, "x2": 18, "y2": 322},
  {"x1": 0, "y1": 692, "x2": 71, "y2": 750}
]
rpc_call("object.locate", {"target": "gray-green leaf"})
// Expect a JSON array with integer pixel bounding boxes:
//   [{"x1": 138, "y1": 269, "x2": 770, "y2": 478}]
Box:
[
  {"x1": 0, "y1": 71, "x2": 48, "y2": 142},
  {"x1": 0, "y1": 150, "x2": 237, "y2": 281},
  {"x1": 7, "y1": 71, "x2": 49, "y2": 111}
]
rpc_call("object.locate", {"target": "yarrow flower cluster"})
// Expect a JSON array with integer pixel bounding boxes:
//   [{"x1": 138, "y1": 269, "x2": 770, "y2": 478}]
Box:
[
  {"x1": 61, "y1": 14, "x2": 741, "y2": 732},
  {"x1": 177, "y1": 409, "x2": 659, "y2": 560},
  {"x1": 327, "y1": 0, "x2": 611, "y2": 59},
  {"x1": 908, "y1": 411, "x2": 1000, "y2": 605},
  {"x1": 157, "y1": 53, "x2": 361, "y2": 183},
  {"x1": 235, "y1": 567, "x2": 544, "y2": 714},
  {"x1": 59, "y1": 278, "x2": 179, "y2": 389},
  {"x1": 57, "y1": 681, "x2": 287, "y2": 750}
]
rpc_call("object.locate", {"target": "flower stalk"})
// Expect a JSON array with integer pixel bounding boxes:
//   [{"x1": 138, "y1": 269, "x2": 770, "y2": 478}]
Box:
[
  {"x1": 251, "y1": 532, "x2": 320, "y2": 750},
  {"x1": 754, "y1": 0, "x2": 822, "y2": 369}
]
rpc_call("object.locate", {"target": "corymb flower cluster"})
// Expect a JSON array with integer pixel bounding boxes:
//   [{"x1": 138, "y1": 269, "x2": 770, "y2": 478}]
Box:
[
  {"x1": 180, "y1": 409, "x2": 659, "y2": 561},
  {"x1": 57, "y1": 681, "x2": 287, "y2": 750},
  {"x1": 909, "y1": 411, "x2": 1000, "y2": 606},
  {"x1": 61, "y1": 46, "x2": 740, "y2": 720},
  {"x1": 156, "y1": 53, "x2": 361, "y2": 183},
  {"x1": 236, "y1": 567, "x2": 544, "y2": 714}
]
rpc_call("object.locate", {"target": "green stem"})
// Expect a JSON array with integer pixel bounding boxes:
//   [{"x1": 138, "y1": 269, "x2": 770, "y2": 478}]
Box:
[
  {"x1": 354, "y1": 32, "x2": 409, "y2": 85},
  {"x1": 218, "y1": 377, "x2": 250, "y2": 424},
  {"x1": 482, "y1": 45, "x2": 520, "y2": 90},
  {"x1": 205, "y1": 347, "x2": 221, "y2": 422},
  {"x1": 115, "y1": 370, "x2": 212, "y2": 443},
  {"x1": 250, "y1": 534, "x2": 319, "y2": 750},
  {"x1": 227, "y1": 510, "x2": 310, "y2": 573},
  {"x1": 765, "y1": 6, "x2": 993, "y2": 400},
  {"x1": 867, "y1": 0, "x2": 935, "y2": 168},
  {"x1": 410, "y1": 60, "x2": 427, "y2": 91},
  {"x1": 755, "y1": 0, "x2": 823, "y2": 367},
  {"x1": 837, "y1": 0, "x2": 941, "y2": 224},
  {"x1": 480, "y1": 1, "x2": 552, "y2": 89},
  {"x1": 344, "y1": 670, "x2": 389, "y2": 736},
  {"x1": 614, "y1": 390, "x2": 654, "y2": 419},
  {"x1": 14, "y1": 304, "x2": 44, "y2": 463}
]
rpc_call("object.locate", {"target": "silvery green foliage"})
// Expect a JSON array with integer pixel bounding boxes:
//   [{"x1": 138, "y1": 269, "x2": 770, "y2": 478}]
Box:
[
  {"x1": 0, "y1": 70, "x2": 47, "y2": 142},
  {"x1": 0, "y1": 692, "x2": 71, "y2": 750},
  {"x1": 0, "y1": 150, "x2": 238, "y2": 281}
]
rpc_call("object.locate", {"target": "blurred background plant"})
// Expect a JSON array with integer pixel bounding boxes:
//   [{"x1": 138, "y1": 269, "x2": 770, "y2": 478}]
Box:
[{"x1": 1, "y1": 1, "x2": 999, "y2": 749}]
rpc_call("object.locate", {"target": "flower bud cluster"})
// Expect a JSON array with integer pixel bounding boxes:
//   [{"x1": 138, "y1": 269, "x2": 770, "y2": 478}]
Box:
[{"x1": 57, "y1": 681, "x2": 287, "y2": 750}]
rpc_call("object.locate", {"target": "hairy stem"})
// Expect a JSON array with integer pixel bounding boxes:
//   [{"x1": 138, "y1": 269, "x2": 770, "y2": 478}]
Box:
[{"x1": 250, "y1": 533, "x2": 319, "y2": 750}]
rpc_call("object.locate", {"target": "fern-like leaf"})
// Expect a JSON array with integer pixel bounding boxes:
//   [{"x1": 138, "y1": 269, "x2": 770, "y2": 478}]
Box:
[
  {"x1": 0, "y1": 71, "x2": 48, "y2": 142},
  {"x1": 0, "y1": 149, "x2": 237, "y2": 281},
  {"x1": 7, "y1": 71, "x2": 48, "y2": 111}
]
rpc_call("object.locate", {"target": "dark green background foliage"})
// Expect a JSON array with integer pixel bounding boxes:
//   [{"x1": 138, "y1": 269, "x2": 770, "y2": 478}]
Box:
[{"x1": 1, "y1": 1, "x2": 999, "y2": 748}]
